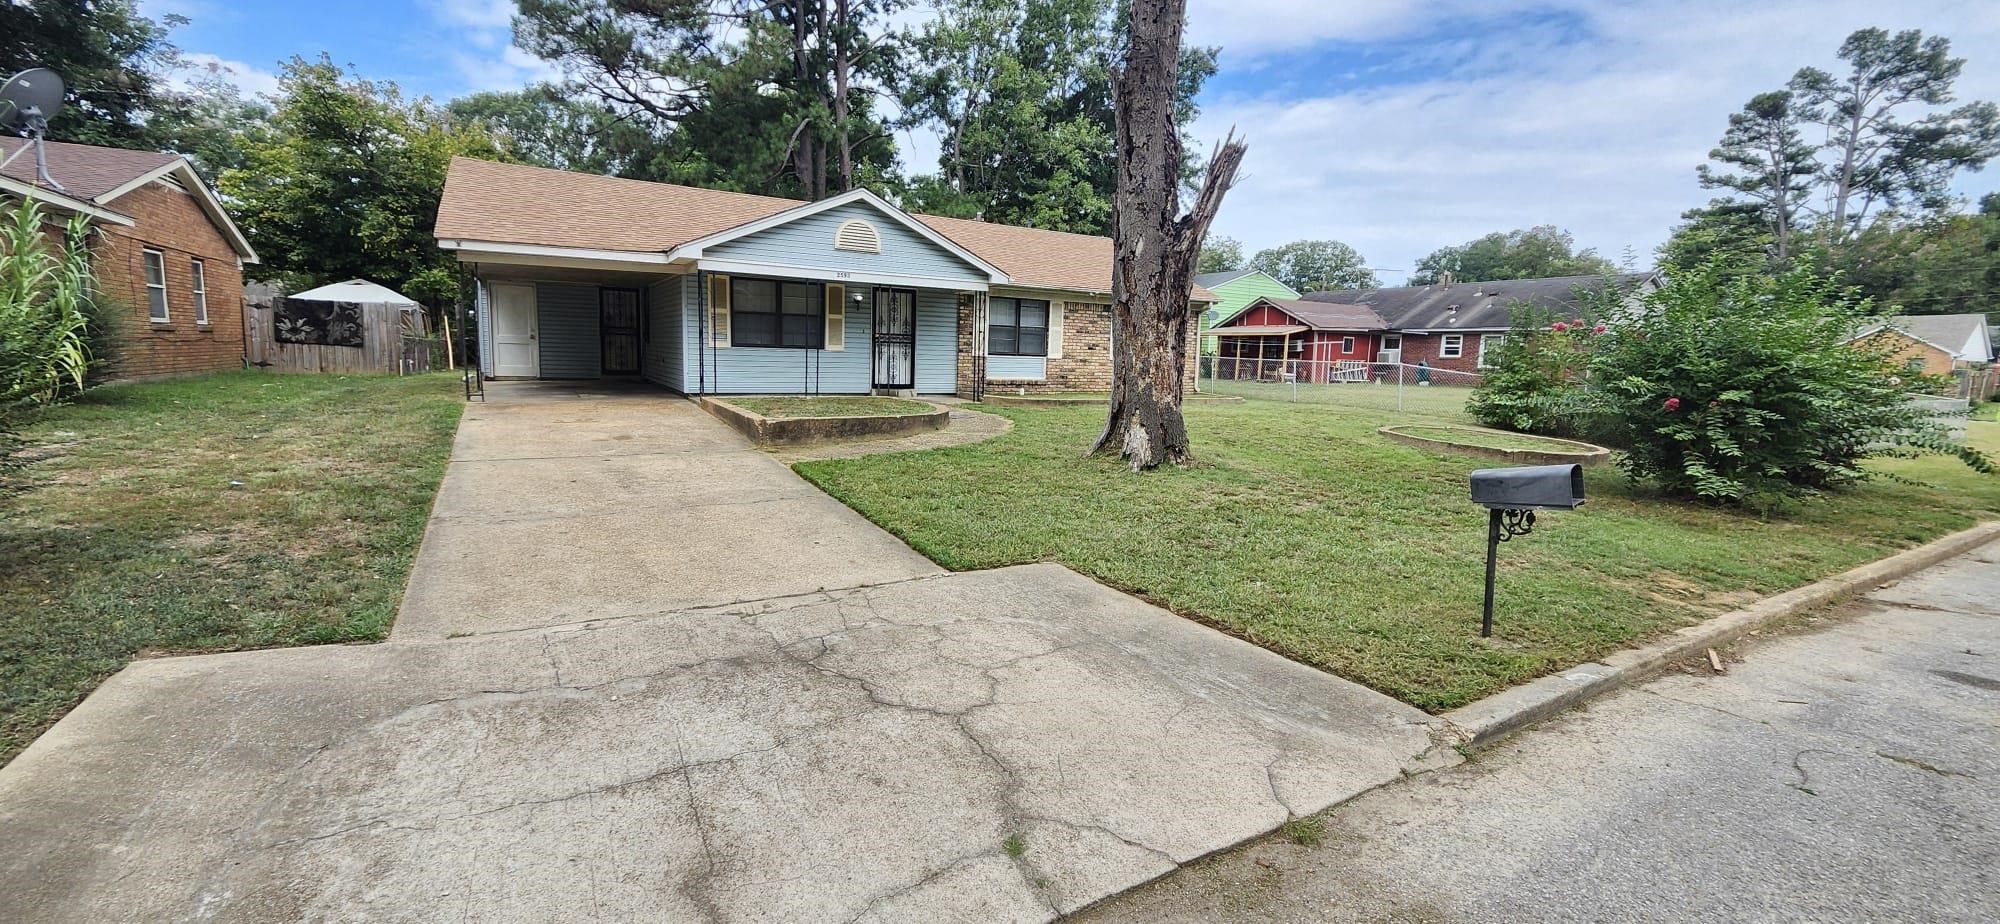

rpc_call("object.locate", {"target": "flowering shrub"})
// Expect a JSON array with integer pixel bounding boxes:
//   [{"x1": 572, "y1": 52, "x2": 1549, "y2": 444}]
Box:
[
  {"x1": 1591, "y1": 259, "x2": 1988, "y2": 501},
  {"x1": 1466, "y1": 302, "x2": 1608, "y2": 440}
]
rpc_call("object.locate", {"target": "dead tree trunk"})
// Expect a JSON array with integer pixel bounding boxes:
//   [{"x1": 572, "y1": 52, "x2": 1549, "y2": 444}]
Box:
[{"x1": 1092, "y1": 0, "x2": 1246, "y2": 470}]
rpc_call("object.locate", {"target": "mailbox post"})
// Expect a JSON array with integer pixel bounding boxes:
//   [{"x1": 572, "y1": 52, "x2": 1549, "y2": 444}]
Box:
[{"x1": 1469, "y1": 464, "x2": 1585, "y2": 637}]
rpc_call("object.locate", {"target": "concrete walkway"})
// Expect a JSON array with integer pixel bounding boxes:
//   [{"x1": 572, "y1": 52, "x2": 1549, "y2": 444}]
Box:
[
  {"x1": 0, "y1": 382, "x2": 1440, "y2": 923},
  {"x1": 1076, "y1": 542, "x2": 2000, "y2": 923}
]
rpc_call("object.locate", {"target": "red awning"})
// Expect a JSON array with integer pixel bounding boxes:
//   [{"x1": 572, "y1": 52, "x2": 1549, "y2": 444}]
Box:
[{"x1": 1210, "y1": 325, "x2": 1309, "y2": 336}]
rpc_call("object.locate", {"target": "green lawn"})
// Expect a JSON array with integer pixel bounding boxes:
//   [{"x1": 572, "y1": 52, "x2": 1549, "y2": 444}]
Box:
[
  {"x1": 1, "y1": 371, "x2": 462, "y2": 764},
  {"x1": 727, "y1": 395, "x2": 937, "y2": 418},
  {"x1": 1200, "y1": 378, "x2": 1478, "y2": 420},
  {"x1": 1391, "y1": 425, "x2": 1594, "y2": 452},
  {"x1": 796, "y1": 398, "x2": 2000, "y2": 712}
]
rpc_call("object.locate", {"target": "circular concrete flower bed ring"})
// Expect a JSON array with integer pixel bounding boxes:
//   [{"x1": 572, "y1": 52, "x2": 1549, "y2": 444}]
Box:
[
  {"x1": 1379, "y1": 424, "x2": 1612, "y2": 466},
  {"x1": 981, "y1": 392, "x2": 1244, "y2": 409},
  {"x1": 699, "y1": 397, "x2": 950, "y2": 446}
]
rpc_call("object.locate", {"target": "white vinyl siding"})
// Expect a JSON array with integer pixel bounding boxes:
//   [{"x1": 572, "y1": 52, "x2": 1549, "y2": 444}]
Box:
[
  {"x1": 190, "y1": 258, "x2": 209, "y2": 324},
  {"x1": 143, "y1": 249, "x2": 168, "y2": 322}
]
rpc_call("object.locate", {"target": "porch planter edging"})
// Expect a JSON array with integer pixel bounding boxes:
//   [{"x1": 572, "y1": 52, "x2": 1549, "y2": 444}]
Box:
[{"x1": 699, "y1": 397, "x2": 950, "y2": 446}]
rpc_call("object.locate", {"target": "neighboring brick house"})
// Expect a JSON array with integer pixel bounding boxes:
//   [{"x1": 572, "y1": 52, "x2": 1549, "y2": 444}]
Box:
[
  {"x1": 432, "y1": 157, "x2": 1214, "y2": 396},
  {"x1": 1, "y1": 137, "x2": 258, "y2": 379}
]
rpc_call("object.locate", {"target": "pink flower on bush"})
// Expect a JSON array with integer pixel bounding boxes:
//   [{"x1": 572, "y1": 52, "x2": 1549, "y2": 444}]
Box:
[
  {"x1": 1592, "y1": 324, "x2": 1607, "y2": 334},
  {"x1": 1551, "y1": 321, "x2": 1569, "y2": 332},
  {"x1": 1663, "y1": 397, "x2": 1682, "y2": 412},
  {"x1": 1572, "y1": 318, "x2": 1585, "y2": 327}
]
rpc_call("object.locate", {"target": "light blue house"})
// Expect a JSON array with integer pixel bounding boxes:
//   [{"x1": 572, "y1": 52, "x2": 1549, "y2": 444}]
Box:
[{"x1": 435, "y1": 157, "x2": 1215, "y2": 395}]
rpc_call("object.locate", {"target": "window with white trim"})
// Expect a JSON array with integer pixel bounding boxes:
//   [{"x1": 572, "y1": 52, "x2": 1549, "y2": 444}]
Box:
[
  {"x1": 1440, "y1": 333, "x2": 1464, "y2": 358},
  {"x1": 143, "y1": 250, "x2": 168, "y2": 322},
  {"x1": 1340, "y1": 336, "x2": 1356, "y2": 354},
  {"x1": 989, "y1": 297, "x2": 1049, "y2": 356},
  {"x1": 1477, "y1": 333, "x2": 1504, "y2": 367},
  {"x1": 190, "y1": 258, "x2": 209, "y2": 324},
  {"x1": 1380, "y1": 333, "x2": 1402, "y2": 352},
  {"x1": 730, "y1": 278, "x2": 824, "y2": 348}
]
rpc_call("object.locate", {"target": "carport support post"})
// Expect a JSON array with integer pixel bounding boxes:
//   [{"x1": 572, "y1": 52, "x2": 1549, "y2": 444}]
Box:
[{"x1": 1481, "y1": 508, "x2": 1502, "y2": 638}]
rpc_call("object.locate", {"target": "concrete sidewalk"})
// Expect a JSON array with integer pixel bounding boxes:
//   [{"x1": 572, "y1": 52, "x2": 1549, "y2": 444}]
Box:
[
  {"x1": 0, "y1": 382, "x2": 1441, "y2": 923},
  {"x1": 1076, "y1": 541, "x2": 2000, "y2": 923}
]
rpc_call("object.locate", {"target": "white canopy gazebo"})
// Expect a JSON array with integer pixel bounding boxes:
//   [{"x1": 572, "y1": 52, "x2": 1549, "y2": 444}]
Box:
[{"x1": 288, "y1": 279, "x2": 421, "y2": 308}]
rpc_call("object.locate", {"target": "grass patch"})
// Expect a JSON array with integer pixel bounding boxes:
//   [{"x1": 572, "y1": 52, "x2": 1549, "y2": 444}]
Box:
[
  {"x1": 1391, "y1": 425, "x2": 1595, "y2": 452},
  {"x1": 1201, "y1": 379, "x2": 1478, "y2": 420},
  {"x1": 1280, "y1": 817, "x2": 1325, "y2": 847},
  {"x1": 1, "y1": 371, "x2": 463, "y2": 765},
  {"x1": 795, "y1": 398, "x2": 2000, "y2": 712},
  {"x1": 1003, "y1": 833, "x2": 1028, "y2": 858},
  {"x1": 726, "y1": 395, "x2": 936, "y2": 419}
]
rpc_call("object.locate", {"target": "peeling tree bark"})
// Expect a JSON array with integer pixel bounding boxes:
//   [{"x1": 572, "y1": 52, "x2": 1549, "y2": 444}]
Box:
[{"x1": 1092, "y1": 0, "x2": 1246, "y2": 470}]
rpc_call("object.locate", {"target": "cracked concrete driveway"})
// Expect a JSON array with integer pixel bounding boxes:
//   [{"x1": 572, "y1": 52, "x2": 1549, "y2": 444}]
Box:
[{"x1": 0, "y1": 382, "x2": 1443, "y2": 923}]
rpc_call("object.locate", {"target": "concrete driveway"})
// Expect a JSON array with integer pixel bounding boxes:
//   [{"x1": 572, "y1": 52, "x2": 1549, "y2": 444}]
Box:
[{"x1": 0, "y1": 382, "x2": 1441, "y2": 923}]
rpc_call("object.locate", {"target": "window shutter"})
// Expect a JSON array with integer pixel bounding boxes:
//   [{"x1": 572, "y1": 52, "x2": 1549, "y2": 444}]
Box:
[
  {"x1": 824, "y1": 284, "x2": 846, "y2": 351},
  {"x1": 708, "y1": 274, "x2": 731, "y2": 348},
  {"x1": 1046, "y1": 301, "x2": 1064, "y2": 358}
]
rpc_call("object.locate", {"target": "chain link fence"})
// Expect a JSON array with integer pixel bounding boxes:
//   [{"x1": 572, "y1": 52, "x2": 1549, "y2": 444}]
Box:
[{"x1": 1197, "y1": 357, "x2": 1483, "y2": 421}]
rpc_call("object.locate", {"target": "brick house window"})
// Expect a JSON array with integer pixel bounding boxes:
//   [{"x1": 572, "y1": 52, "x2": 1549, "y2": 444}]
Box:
[
  {"x1": 1440, "y1": 333, "x2": 1464, "y2": 359},
  {"x1": 190, "y1": 258, "x2": 209, "y2": 325},
  {"x1": 143, "y1": 250, "x2": 169, "y2": 322},
  {"x1": 989, "y1": 297, "x2": 1049, "y2": 356},
  {"x1": 1478, "y1": 333, "x2": 1504, "y2": 367}
]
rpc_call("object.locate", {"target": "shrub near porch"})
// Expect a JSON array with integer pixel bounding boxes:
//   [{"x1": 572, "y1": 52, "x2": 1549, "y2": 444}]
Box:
[{"x1": 795, "y1": 400, "x2": 2000, "y2": 711}]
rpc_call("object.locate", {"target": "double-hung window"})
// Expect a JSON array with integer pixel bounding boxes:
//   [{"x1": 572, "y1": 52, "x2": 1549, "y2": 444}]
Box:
[
  {"x1": 143, "y1": 249, "x2": 169, "y2": 322},
  {"x1": 731, "y1": 278, "x2": 824, "y2": 348},
  {"x1": 190, "y1": 258, "x2": 209, "y2": 325},
  {"x1": 1340, "y1": 336, "x2": 1356, "y2": 354},
  {"x1": 989, "y1": 297, "x2": 1049, "y2": 356},
  {"x1": 1477, "y1": 334, "x2": 1503, "y2": 367},
  {"x1": 1440, "y1": 333, "x2": 1464, "y2": 359}
]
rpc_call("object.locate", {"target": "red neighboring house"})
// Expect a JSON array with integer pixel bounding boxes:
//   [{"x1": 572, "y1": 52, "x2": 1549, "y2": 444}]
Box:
[
  {"x1": 1, "y1": 137, "x2": 258, "y2": 379},
  {"x1": 1210, "y1": 298, "x2": 1390, "y2": 382},
  {"x1": 1213, "y1": 273, "x2": 1660, "y2": 378}
]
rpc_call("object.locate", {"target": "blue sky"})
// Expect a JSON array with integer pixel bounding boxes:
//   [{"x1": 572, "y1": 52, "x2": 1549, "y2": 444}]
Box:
[{"x1": 148, "y1": 1, "x2": 2000, "y2": 279}]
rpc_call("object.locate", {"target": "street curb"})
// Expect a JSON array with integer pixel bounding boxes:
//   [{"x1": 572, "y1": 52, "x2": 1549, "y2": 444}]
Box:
[{"x1": 1440, "y1": 519, "x2": 2000, "y2": 749}]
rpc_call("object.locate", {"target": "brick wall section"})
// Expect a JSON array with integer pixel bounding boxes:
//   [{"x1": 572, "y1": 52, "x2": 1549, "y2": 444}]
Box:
[
  {"x1": 1399, "y1": 331, "x2": 1497, "y2": 376},
  {"x1": 955, "y1": 297, "x2": 1201, "y2": 396},
  {"x1": 92, "y1": 182, "x2": 246, "y2": 379}
]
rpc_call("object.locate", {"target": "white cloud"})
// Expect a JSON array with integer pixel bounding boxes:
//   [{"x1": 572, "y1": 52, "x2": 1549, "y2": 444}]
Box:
[
  {"x1": 169, "y1": 53, "x2": 283, "y2": 99},
  {"x1": 430, "y1": 0, "x2": 516, "y2": 31},
  {"x1": 421, "y1": 0, "x2": 559, "y2": 93},
  {"x1": 1188, "y1": 0, "x2": 2000, "y2": 279}
]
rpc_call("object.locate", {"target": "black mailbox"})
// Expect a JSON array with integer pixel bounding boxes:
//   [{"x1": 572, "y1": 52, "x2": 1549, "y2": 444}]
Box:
[{"x1": 1470, "y1": 463, "x2": 1585, "y2": 511}]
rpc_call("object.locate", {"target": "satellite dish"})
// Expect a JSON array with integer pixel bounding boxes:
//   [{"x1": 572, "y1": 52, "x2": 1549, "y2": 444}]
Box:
[
  {"x1": 0, "y1": 68, "x2": 68, "y2": 193},
  {"x1": 0, "y1": 68, "x2": 65, "y2": 132}
]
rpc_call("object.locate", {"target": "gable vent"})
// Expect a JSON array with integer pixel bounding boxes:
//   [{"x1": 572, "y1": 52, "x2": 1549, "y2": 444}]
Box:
[{"x1": 833, "y1": 218, "x2": 882, "y2": 253}]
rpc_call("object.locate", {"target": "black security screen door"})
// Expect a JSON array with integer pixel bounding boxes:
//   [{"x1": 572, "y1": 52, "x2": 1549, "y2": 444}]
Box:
[
  {"x1": 601, "y1": 288, "x2": 641, "y2": 375},
  {"x1": 873, "y1": 288, "x2": 916, "y2": 389}
]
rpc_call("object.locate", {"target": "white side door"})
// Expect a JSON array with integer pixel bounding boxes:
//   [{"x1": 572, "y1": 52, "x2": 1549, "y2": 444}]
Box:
[{"x1": 490, "y1": 283, "x2": 538, "y2": 378}]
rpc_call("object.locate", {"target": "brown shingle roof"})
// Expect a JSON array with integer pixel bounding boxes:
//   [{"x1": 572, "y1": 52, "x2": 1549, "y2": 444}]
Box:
[
  {"x1": 0, "y1": 136, "x2": 179, "y2": 201},
  {"x1": 435, "y1": 157, "x2": 1215, "y2": 299},
  {"x1": 1249, "y1": 298, "x2": 1388, "y2": 331}
]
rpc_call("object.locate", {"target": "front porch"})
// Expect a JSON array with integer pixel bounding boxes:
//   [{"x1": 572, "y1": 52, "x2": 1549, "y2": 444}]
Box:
[{"x1": 472, "y1": 266, "x2": 968, "y2": 396}]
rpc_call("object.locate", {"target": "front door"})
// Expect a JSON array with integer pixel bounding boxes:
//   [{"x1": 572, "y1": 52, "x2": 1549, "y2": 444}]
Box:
[
  {"x1": 600, "y1": 288, "x2": 642, "y2": 375},
  {"x1": 873, "y1": 288, "x2": 916, "y2": 389},
  {"x1": 490, "y1": 282, "x2": 538, "y2": 378}
]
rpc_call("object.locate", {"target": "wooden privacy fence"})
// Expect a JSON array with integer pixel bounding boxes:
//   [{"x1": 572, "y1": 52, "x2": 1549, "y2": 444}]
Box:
[{"x1": 243, "y1": 299, "x2": 436, "y2": 374}]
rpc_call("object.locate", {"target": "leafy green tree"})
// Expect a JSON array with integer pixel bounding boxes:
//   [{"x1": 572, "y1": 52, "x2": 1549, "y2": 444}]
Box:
[
  {"x1": 1789, "y1": 28, "x2": 2000, "y2": 241},
  {"x1": 145, "y1": 68, "x2": 273, "y2": 183},
  {"x1": 447, "y1": 85, "x2": 671, "y2": 180},
  {"x1": 897, "y1": 0, "x2": 1215, "y2": 234},
  {"x1": 1196, "y1": 235, "x2": 1244, "y2": 274},
  {"x1": 1657, "y1": 203, "x2": 1777, "y2": 278},
  {"x1": 217, "y1": 57, "x2": 501, "y2": 308},
  {"x1": 0, "y1": 0, "x2": 182, "y2": 147},
  {"x1": 515, "y1": 0, "x2": 903, "y2": 200},
  {"x1": 1825, "y1": 197, "x2": 2000, "y2": 315},
  {"x1": 1697, "y1": 91, "x2": 1818, "y2": 261},
  {"x1": 1247, "y1": 240, "x2": 1376, "y2": 293},
  {"x1": 1409, "y1": 226, "x2": 1614, "y2": 285}
]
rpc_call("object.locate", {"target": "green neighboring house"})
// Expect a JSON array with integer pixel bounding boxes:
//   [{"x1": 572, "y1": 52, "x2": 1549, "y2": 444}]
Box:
[{"x1": 1191, "y1": 269, "x2": 1301, "y2": 354}]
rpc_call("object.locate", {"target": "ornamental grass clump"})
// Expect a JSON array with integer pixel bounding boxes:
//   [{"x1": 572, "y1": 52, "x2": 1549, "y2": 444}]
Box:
[
  {"x1": 1590, "y1": 258, "x2": 1990, "y2": 501},
  {"x1": 1, "y1": 197, "x2": 107, "y2": 493}
]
